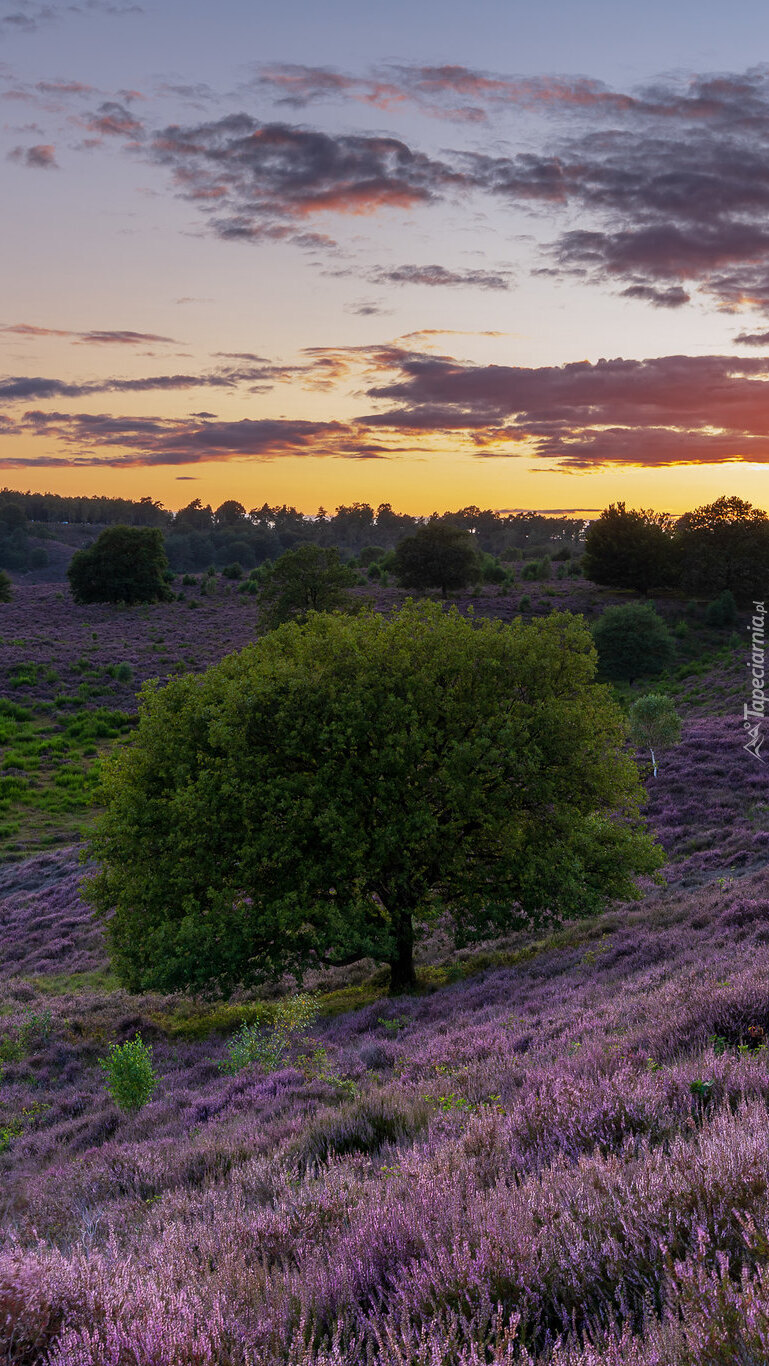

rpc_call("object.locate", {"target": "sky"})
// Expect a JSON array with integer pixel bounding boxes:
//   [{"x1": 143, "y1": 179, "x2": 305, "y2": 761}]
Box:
[{"x1": 3, "y1": 1, "x2": 769, "y2": 513}]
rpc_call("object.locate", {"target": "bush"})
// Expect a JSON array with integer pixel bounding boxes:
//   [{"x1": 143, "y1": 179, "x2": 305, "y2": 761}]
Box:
[
  {"x1": 220, "y1": 993, "x2": 318, "y2": 1074},
  {"x1": 0, "y1": 571, "x2": 11, "y2": 603},
  {"x1": 521, "y1": 557, "x2": 551, "y2": 581},
  {"x1": 705, "y1": 589, "x2": 739, "y2": 629},
  {"x1": 222, "y1": 562, "x2": 243, "y2": 580},
  {"x1": 99, "y1": 1033, "x2": 157, "y2": 1112}
]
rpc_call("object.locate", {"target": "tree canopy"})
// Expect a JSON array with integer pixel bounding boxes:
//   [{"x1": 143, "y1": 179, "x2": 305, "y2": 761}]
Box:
[
  {"x1": 592, "y1": 602, "x2": 674, "y2": 686},
  {"x1": 67, "y1": 526, "x2": 172, "y2": 605},
  {"x1": 582, "y1": 503, "x2": 673, "y2": 593},
  {"x1": 87, "y1": 602, "x2": 662, "y2": 997},
  {"x1": 674, "y1": 495, "x2": 769, "y2": 604},
  {"x1": 257, "y1": 544, "x2": 359, "y2": 629},
  {"x1": 394, "y1": 522, "x2": 480, "y2": 596}
]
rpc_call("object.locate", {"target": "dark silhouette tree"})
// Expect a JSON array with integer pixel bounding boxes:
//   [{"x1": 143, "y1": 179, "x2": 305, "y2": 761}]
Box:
[
  {"x1": 394, "y1": 522, "x2": 480, "y2": 597},
  {"x1": 592, "y1": 602, "x2": 674, "y2": 686},
  {"x1": 67, "y1": 526, "x2": 173, "y2": 605},
  {"x1": 582, "y1": 503, "x2": 673, "y2": 593},
  {"x1": 214, "y1": 500, "x2": 247, "y2": 527},
  {"x1": 257, "y1": 544, "x2": 359, "y2": 629},
  {"x1": 674, "y1": 496, "x2": 769, "y2": 604}
]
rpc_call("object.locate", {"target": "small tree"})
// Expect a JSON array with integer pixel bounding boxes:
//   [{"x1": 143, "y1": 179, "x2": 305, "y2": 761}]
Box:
[
  {"x1": 67, "y1": 526, "x2": 172, "y2": 606},
  {"x1": 583, "y1": 503, "x2": 673, "y2": 593},
  {"x1": 87, "y1": 602, "x2": 662, "y2": 996},
  {"x1": 0, "y1": 571, "x2": 11, "y2": 603},
  {"x1": 257, "y1": 544, "x2": 358, "y2": 630},
  {"x1": 100, "y1": 1033, "x2": 157, "y2": 1112},
  {"x1": 393, "y1": 522, "x2": 480, "y2": 597},
  {"x1": 629, "y1": 694, "x2": 681, "y2": 777},
  {"x1": 592, "y1": 602, "x2": 674, "y2": 686}
]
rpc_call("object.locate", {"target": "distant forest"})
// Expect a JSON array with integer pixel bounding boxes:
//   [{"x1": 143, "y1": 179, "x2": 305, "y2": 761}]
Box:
[{"x1": 0, "y1": 490, "x2": 587, "y2": 575}]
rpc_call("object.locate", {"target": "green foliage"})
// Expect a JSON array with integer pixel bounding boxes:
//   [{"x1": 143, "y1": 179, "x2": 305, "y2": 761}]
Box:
[
  {"x1": 99, "y1": 1033, "x2": 157, "y2": 1112},
  {"x1": 221, "y1": 562, "x2": 243, "y2": 580},
  {"x1": 479, "y1": 552, "x2": 506, "y2": 584},
  {"x1": 582, "y1": 503, "x2": 673, "y2": 593},
  {"x1": 257, "y1": 544, "x2": 359, "y2": 629},
  {"x1": 87, "y1": 602, "x2": 662, "y2": 997},
  {"x1": 393, "y1": 522, "x2": 480, "y2": 597},
  {"x1": 628, "y1": 693, "x2": 682, "y2": 777},
  {"x1": 0, "y1": 570, "x2": 11, "y2": 603},
  {"x1": 219, "y1": 993, "x2": 318, "y2": 1074},
  {"x1": 705, "y1": 589, "x2": 739, "y2": 629},
  {"x1": 67, "y1": 526, "x2": 173, "y2": 606},
  {"x1": 0, "y1": 1102, "x2": 47, "y2": 1153},
  {"x1": 592, "y1": 602, "x2": 674, "y2": 685},
  {"x1": 358, "y1": 545, "x2": 387, "y2": 567},
  {"x1": 295, "y1": 1043, "x2": 358, "y2": 1096},
  {"x1": 521, "y1": 557, "x2": 551, "y2": 581}
]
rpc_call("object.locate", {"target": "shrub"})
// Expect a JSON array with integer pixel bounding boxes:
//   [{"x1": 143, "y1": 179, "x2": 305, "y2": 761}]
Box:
[
  {"x1": 521, "y1": 558, "x2": 551, "y2": 581},
  {"x1": 705, "y1": 589, "x2": 739, "y2": 629},
  {"x1": 99, "y1": 1033, "x2": 157, "y2": 1112},
  {"x1": 220, "y1": 993, "x2": 318, "y2": 1074},
  {"x1": 222, "y1": 562, "x2": 243, "y2": 580},
  {"x1": 0, "y1": 570, "x2": 11, "y2": 603}
]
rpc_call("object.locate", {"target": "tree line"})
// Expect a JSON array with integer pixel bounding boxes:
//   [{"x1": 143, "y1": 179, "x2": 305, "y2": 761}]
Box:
[{"x1": 583, "y1": 496, "x2": 769, "y2": 604}]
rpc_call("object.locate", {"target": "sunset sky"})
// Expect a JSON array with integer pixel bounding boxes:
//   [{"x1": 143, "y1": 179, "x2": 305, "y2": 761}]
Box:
[{"x1": 3, "y1": 0, "x2": 769, "y2": 514}]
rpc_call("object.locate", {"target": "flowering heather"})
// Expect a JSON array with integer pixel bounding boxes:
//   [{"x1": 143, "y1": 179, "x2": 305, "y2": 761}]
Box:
[{"x1": 0, "y1": 587, "x2": 767, "y2": 1362}]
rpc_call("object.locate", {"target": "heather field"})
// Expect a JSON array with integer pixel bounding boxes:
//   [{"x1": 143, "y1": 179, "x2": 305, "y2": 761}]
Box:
[{"x1": 0, "y1": 579, "x2": 767, "y2": 1364}]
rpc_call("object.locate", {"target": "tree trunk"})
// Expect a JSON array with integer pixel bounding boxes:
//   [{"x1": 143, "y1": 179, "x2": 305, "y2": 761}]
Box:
[{"x1": 388, "y1": 914, "x2": 416, "y2": 993}]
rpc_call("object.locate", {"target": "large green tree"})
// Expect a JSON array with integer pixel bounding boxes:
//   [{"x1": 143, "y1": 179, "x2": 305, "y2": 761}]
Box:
[
  {"x1": 674, "y1": 495, "x2": 769, "y2": 603},
  {"x1": 582, "y1": 503, "x2": 673, "y2": 593},
  {"x1": 394, "y1": 522, "x2": 480, "y2": 597},
  {"x1": 257, "y1": 544, "x2": 359, "y2": 629},
  {"x1": 87, "y1": 603, "x2": 662, "y2": 996},
  {"x1": 67, "y1": 526, "x2": 172, "y2": 606}
]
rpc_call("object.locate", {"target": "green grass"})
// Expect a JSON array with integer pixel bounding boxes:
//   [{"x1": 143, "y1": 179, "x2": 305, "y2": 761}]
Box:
[
  {"x1": 0, "y1": 700, "x2": 134, "y2": 860},
  {"x1": 29, "y1": 969, "x2": 120, "y2": 995}
]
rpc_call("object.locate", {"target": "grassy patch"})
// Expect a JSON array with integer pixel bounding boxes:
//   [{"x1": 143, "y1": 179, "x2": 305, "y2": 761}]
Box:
[
  {"x1": 28, "y1": 969, "x2": 120, "y2": 995},
  {"x1": 0, "y1": 700, "x2": 134, "y2": 860}
]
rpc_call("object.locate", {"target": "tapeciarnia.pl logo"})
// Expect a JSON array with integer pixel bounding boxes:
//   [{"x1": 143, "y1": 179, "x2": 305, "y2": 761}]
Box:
[{"x1": 744, "y1": 600, "x2": 766, "y2": 762}]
